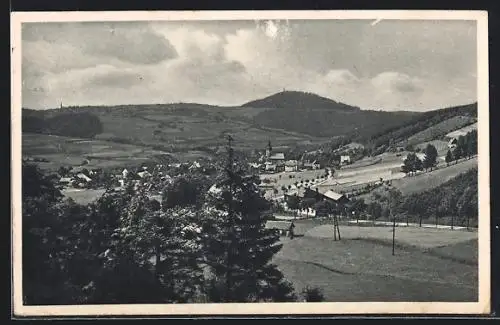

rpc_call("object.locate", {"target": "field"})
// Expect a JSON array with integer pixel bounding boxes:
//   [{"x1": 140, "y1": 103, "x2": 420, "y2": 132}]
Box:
[
  {"x1": 446, "y1": 122, "x2": 478, "y2": 139},
  {"x1": 402, "y1": 115, "x2": 476, "y2": 146},
  {"x1": 62, "y1": 188, "x2": 107, "y2": 205},
  {"x1": 93, "y1": 106, "x2": 329, "y2": 151},
  {"x1": 415, "y1": 139, "x2": 450, "y2": 155},
  {"x1": 22, "y1": 133, "x2": 214, "y2": 171},
  {"x1": 273, "y1": 222, "x2": 478, "y2": 301},
  {"x1": 388, "y1": 157, "x2": 478, "y2": 195}
]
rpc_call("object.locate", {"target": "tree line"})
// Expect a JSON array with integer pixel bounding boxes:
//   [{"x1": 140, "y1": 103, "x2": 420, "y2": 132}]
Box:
[
  {"x1": 22, "y1": 138, "x2": 323, "y2": 305},
  {"x1": 445, "y1": 129, "x2": 478, "y2": 165},
  {"x1": 402, "y1": 168, "x2": 478, "y2": 228},
  {"x1": 359, "y1": 103, "x2": 477, "y2": 151},
  {"x1": 22, "y1": 109, "x2": 103, "y2": 138},
  {"x1": 346, "y1": 168, "x2": 478, "y2": 228}
]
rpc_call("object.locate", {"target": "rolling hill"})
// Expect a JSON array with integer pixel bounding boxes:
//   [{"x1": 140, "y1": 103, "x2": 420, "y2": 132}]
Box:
[
  {"x1": 243, "y1": 91, "x2": 419, "y2": 138},
  {"x1": 242, "y1": 90, "x2": 361, "y2": 112},
  {"x1": 359, "y1": 102, "x2": 477, "y2": 149},
  {"x1": 21, "y1": 91, "x2": 478, "y2": 171}
]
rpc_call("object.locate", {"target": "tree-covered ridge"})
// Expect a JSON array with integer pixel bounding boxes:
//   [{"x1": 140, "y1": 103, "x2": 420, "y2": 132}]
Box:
[
  {"x1": 242, "y1": 90, "x2": 362, "y2": 111},
  {"x1": 22, "y1": 109, "x2": 103, "y2": 138},
  {"x1": 402, "y1": 167, "x2": 478, "y2": 228},
  {"x1": 359, "y1": 102, "x2": 477, "y2": 149}
]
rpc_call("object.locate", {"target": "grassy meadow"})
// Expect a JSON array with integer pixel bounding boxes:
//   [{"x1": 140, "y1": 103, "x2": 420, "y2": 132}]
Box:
[{"x1": 273, "y1": 222, "x2": 478, "y2": 302}]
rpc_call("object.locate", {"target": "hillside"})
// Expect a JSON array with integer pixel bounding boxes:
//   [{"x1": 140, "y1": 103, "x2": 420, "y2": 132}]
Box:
[
  {"x1": 242, "y1": 90, "x2": 361, "y2": 112},
  {"x1": 360, "y1": 102, "x2": 477, "y2": 149},
  {"x1": 22, "y1": 92, "x2": 477, "y2": 168},
  {"x1": 22, "y1": 109, "x2": 103, "y2": 138},
  {"x1": 243, "y1": 91, "x2": 419, "y2": 138}
]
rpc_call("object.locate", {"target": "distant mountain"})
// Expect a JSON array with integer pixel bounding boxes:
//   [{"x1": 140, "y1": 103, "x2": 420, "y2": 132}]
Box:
[
  {"x1": 241, "y1": 90, "x2": 361, "y2": 112},
  {"x1": 242, "y1": 91, "x2": 419, "y2": 138}
]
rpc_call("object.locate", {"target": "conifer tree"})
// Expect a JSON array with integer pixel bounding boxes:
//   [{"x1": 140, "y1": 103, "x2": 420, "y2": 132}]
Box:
[
  {"x1": 423, "y1": 144, "x2": 438, "y2": 171},
  {"x1": 200, "y1": 135, "x2": 296, "y2": 302}
]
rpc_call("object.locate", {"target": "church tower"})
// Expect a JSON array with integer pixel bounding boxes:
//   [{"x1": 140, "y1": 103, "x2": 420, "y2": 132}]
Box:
[{"x1": 266, "y1": 139, "x2": 272, "y2": 158}]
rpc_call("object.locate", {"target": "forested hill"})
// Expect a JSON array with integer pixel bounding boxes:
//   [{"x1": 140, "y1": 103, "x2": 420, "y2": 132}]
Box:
[
  {"x1": 22, "y1": 108, "x2": 103, "y2": 138},
  {"x1": 244, "y1": 91, "x2": 419, "y2": 138},
  {"x1": 358, "y1": 102, "x2": 478, "y2": 148},
  {"x1": 242, "y1": 90, "x2": 362, "y2": 112}
]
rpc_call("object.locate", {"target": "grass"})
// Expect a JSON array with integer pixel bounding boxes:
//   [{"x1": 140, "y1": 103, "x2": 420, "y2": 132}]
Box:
[
  {"x1": 390, "y1": 157, "x2": 478, "y2": 195},
  {"x1": 94, "y1": 107, "x2": 328, "y2": 151},
  {"x1": 273, "y1": 223, "x2": 478, "y2": 301},
  {"x1": 62, "y1": 188, "x2": 107, "y2": 205},
  {"x1": 23, "y1": 133, "x2": 176, "y2": 171},
  {"x1": 404, "y1": 115, "x2": 476, "y2": 146}
]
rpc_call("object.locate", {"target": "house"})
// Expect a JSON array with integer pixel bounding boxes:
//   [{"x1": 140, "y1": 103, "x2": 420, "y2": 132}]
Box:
[
  {"x1": 322, "y1": 190, "x2": 349, "y2": 205},
  {"x1": 122, "y1": 168, "x2": 129, "y2": 179},
  {"x1": 269, "y1": 153, "x2": 285, "y2": 163},
  {"x1": 76, "y1": 173, "x2": 92, "y2": 183},
  {"x1": 340, "y1": 155, "x2": 351, "y2": 165},
  {"x1": 265, "y1": 220, "x2": 294, "y2": 237},
  {"x1": 448, "y1": 137, "x2": 458, "y2": 149},
  {"x1": 137, "y1": 170, "x2": 151, "y2": 179},
  {"x1": 265, "y1": 163, "x2": 277, "y2": 172},
  {"x1": 284, "y1": 160, "x2": 299, "y2": 172},
  {"x1": 189, "y1": 161, "x2": 201, "y2": 170},
  {"x1": 59, "y1": 177, "x2": 73, "y2": 186},
  {"x1": 303, "y1": 160, "x2": 320, "y2": 170},
  {"x1": 249, "y1": 162, "x2": 262, "y2": 172}
]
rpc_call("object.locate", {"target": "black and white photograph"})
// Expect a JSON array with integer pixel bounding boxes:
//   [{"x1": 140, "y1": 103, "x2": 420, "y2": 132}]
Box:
[{"x1": 11, "y1": 10, "x2": 490, "y2": 316}]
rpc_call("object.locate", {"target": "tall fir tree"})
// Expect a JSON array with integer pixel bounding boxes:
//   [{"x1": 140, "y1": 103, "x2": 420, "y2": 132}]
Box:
[
  {"x1": 200, "y1": 135, "x2": 296, "y2": 302},
  {"x1": 423, "y1": 144, "x2": 438, "y2": 171}
]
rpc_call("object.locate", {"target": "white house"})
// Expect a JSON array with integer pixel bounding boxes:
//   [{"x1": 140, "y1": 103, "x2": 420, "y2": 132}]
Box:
[
  {"x1": 76, "y1": 173, "x2": 92, "y2": 183},
  {"x1": 137, "y1": 170, "x2": 151, "y2": 179},
  {"x1": 340, "y1": 155, "x2": 351, "y2": 165},
  {"x1": 448, "y1": 137, "x2": 458, "y2": 149},
  {"x1": 284, "y1": 160, "x2": 298, "y2": 172},
  {"x1": 303, "y1": 160, "x2": 320, "y2": 170},
  {"x1": 322, "y1": 190, "x2": 349, "y2": 205}
]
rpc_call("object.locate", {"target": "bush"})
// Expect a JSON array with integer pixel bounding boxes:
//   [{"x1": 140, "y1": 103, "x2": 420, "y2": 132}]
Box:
[{"x1": 301, "y1": 286, "x2": 325, "y2": 302}]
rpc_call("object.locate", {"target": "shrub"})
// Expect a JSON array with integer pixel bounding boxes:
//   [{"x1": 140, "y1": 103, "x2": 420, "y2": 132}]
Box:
[{"x1": 301, "y1": 286, "x2": 325, "y2": 302}]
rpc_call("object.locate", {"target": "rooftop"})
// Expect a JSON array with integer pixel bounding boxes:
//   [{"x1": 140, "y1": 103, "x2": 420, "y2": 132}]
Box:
[{"x1": 323, "y1": 190, "x2": 345, "y2": 201}]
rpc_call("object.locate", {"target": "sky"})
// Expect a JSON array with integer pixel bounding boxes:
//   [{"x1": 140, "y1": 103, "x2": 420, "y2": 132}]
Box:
[{"x1": 21, "y1": 19, "x2": 477, "y2": 111}]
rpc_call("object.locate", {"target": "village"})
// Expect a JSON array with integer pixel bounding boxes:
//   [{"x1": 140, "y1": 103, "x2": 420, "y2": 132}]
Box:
[{"x1": 51, "y1": 119, "x2": 477, "y2": 240}]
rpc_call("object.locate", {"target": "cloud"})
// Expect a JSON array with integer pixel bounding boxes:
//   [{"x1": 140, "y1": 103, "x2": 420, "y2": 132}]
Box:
[
  {"x1": 371, "y1": 72, "x2": 423, "y2": 94},
  {"x1": 22, "y1": 22, "x2": 178, "y2": 65}
]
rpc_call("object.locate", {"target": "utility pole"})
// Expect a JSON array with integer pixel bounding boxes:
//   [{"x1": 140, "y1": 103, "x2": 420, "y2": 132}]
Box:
[{"x1": 392, "y1": 207, "x2": 396, "y2": 256}]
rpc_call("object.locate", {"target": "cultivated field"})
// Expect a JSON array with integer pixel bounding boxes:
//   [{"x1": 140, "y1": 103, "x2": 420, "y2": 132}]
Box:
[
  {"x1": 403, "y1": 115, "x2": 476, "y2": 146},
  {"x1": 446, "y1": 122, "x2": 478, "y2": 139},
  {"x1": 93, "y1": 107, "x2": 329, "y2": 151},
  {"x1": 62, "y1": 188, "x2": 107, "y2": 205},
  {"x1": 389, "y1": 157, "x2": 478, "y2": 195},
  {"x1": 22, "y1": 133, "x2": 220, "y2": 171},
  {"x1": 273, "y1": 222, "x2": 478, "y2": 301}
]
